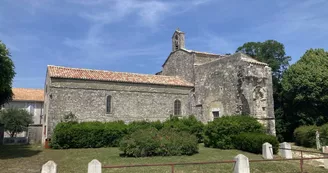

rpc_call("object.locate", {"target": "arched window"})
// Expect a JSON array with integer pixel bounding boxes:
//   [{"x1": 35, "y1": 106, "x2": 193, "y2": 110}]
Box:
[
  {"x1": 174, "y1": 100, "x2": 181, "y2": 115},
  {"x1": 106, "y1": 95, "x2": 112, "y2": 113}
]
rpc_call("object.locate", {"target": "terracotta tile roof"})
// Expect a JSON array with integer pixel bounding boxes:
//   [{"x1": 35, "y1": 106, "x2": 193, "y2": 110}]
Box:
[
  {"x1": 48, "y1": 65, "x2": 194, "y2": 87},
  {"x1": 12, "y1": 88, "x2": 44, "y2": 102}
]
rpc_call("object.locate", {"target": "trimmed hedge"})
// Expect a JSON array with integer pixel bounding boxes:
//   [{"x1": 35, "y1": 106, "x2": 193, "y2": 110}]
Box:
[
  {"x1": 320, "y1": 124, "x2": 328, "y2": 146},
  {"x1": 233, "y1": 133, "x2": 279, "y2": 154},
  {"x1": 293, "y1": 125, "x2": 318, "y2": 148},
  {"x1": 51, "y1": 121, "x2": 127, "y2": 149},
  {"x1": 294, "y1": 124, "x2": 328, "y2": 148},
  {"x1": 119, "y1": 128, "x2": 198, "y2": 157},
  {"x1": 51, "y1": 115, "x2": 204, "y2": 149},
  {"x1": 204, "y1": 116, "x2": 265, "y2": 149},
  {"x1": 163, "y1": 115, "x2": 204, "y2": 142},
  {"x1": 127, "y1": 120, "x2": 163, "y2": 133}
]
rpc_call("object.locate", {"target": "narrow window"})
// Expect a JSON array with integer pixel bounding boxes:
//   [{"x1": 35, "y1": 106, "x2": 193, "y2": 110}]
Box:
[
  {"x1": 174, "y1": 100, "x2": 181, "y2": 115},
  {"x1": 212, "y1": 111, "x2": 220, "y2": 119},
  {"x1": 106, "y1": 95, "x2": 112, "y2": 113}
]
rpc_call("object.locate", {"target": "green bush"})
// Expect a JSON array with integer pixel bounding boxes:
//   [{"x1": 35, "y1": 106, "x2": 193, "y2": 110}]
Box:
[
  {"x1": 293, "y1": 125, "x2": 318, "y2": 148},
  {"x1": 127, "y1": 120, "x2": 163, "y2": 134},
  {"x1": 233, "y1": 133, "x2": 279, "y2": 154},
  {"x1": 163, "y1": 115, "x2": 204, "y2": 142},
  {"x1": 119, "y1": 128, "x2": 198, "y2": 157},
  {"x1": 320, "y1": 124, "x2": 328, "y2": 146},
  {"x1": 204, "y1": 116, "x2": 265, "y2": 149},
  {"x1": 51, "y1": 121, "x2": 128, "y2": 149}
]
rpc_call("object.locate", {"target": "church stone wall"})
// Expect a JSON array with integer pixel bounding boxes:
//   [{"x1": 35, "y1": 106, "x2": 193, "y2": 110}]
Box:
[
  {"x1": 194, "y1": 55, "x2": 240, "y2": 122},
  {"x1": 194, "y1": 54, "x2": 223, "y2": 65},
  {"x1": 193, "y1": 53, "x2": 275, "y2": 134},
  {"x1": 45, "y1": 79, "x2": 192, "y2": 138},
  {"x1": 162, "y1": 50, "x2": 195, "y2": 83}
]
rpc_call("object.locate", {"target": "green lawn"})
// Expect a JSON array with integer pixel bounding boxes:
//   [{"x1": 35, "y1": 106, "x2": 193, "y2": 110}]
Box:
[{"x1": 0, "y1": 144, "x2": 326, "y2": 173}]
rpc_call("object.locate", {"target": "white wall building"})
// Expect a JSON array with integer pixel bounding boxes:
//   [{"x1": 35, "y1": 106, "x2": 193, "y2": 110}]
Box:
[{"x1": 2, "y1": 88, "x2": 44, "y2": 137}]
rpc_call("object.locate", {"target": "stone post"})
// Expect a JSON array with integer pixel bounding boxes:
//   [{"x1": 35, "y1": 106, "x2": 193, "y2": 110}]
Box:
[
  {"x1": 279, "y1": 142, "x2": 292, "y2": 159},
  {"x1": 88, "y1": 159, "x2": 102, "y2": 173},
  {"x1": 233, "y1": 154, "x2": 250, "y2": 173},
  {"x1": 316, "y1": 130, "x2": 321, "y2": 150},
  {"x1": 262, "y1": 142, "x2": 273, "y2": 159},
  {"x1": 322, "y1": 146, "x2": 328, "y2": 169},
  {"x1": 41, "y1": 160, "x2": 57, "y2": 173}
]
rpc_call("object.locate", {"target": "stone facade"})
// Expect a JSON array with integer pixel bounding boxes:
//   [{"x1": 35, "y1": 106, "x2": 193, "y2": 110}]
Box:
[
  {"x1": 43, "y1": 29, "x2": 275, "y2": 140},
  {"x1": 43, "y1": 77, "x2": 192, "y2": 139},
  {"x1": 162, "y1": 29, "x2": 275, "y2": 134}
]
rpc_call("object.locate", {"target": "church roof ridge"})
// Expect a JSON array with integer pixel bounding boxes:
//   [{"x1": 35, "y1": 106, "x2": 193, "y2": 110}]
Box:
[
  {"x1": 47, "y1": 65, "x2": 194, "y2": 87},
  {"x1": 181, "y1": 48, "x2": 227, "y2": 57}
]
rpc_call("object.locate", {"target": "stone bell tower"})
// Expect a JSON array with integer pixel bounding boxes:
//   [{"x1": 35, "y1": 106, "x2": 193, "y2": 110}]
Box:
[{"x1": 172, "y1": 28, "x2": 185, "y2": 51}]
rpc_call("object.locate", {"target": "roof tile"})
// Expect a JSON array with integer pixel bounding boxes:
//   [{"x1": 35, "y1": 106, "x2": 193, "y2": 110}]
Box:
[
  {"x1": 48, "y1": 65, "x2": 194, "y2": 87},
  {"x1": 12, "y1": 88, "x2": 44, "y2": 102}
]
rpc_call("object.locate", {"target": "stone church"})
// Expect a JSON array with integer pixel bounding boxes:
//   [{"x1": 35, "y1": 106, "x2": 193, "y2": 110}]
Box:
[{"x1": 42, "y1": 29, "x2": 275, "y2": 142}]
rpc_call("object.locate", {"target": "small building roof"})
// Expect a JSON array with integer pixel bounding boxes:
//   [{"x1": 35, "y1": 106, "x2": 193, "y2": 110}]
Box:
[
  {"x1": 12, "y1": 88, "x2": 44, "y2": 102},
  {"x1": 47, "y1": 65, "x2": 194, "y2": 87}
]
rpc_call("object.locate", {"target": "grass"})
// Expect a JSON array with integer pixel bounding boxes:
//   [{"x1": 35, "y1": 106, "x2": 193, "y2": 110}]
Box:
[{"x1": 0, "y1": 144, "x2": 327, "y2": 173}]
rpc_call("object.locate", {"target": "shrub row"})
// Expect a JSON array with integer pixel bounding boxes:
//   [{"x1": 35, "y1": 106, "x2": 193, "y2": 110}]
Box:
[
  {"x1": 51, "y1": 121, "x2": 127, "y2": 149},
  {"x1": 204, "y1": 116, "x2": 265, "y2": 149},
  {"x1": 203, "y1": 116, "x2": 279, "y2": 154},
  {"x1": 233, "y1": 133, "x2": 279, "y2": 154},
  {"x1": 52, "y1": 115, "x2": 279, "y2": 156},
  {"x1": 294, "y1": 124, "x2": 328, "y2": 148},
  {"x1": 119, "y1": 128, "x2": 198, "y2": 157},
  {"x1": 51, "y1": 115, "x2": 204, "y2": 149}
]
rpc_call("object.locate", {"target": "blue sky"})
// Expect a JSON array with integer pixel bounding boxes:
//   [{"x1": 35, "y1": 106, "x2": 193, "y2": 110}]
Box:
[{"x1": 1, "y1": 0, "x2": 327, "y2": 89}]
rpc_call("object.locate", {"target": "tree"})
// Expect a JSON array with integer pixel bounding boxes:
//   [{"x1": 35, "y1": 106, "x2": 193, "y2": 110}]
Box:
[
  {"x1": 236, "y1": 40, "x2": 291, "y2": 141},
  {"x1": 236, "y1": 40, "x2": 291, "y2": 80},
  {"x1": 0, "y1": 40, "x2": 15, "y2": 107},
  {"x1": 281, "y1": 49, "x2": 328, "y2": 139},
  {"x1": 0, "y1": 108, "x2": 33, "y2": 137}
]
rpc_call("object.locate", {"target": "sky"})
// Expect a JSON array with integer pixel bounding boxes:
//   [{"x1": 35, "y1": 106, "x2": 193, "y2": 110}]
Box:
[{"x1": 1, "y1": 0, "x2": 328, "y2": 89}]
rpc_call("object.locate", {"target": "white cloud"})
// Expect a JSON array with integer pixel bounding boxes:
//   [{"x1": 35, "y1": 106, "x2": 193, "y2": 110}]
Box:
[
  {"x1": 191, "y1": 0, "x2": 212, "y2": 6},
  {"x1": 254, "y1": 0, "x2": 328, "y2": 37}
]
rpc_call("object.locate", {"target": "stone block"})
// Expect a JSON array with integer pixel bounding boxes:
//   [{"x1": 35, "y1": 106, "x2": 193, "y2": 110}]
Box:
[
  {"x1": 41, "y1": 160, "x2": 57, "y2": 173},
  {"x1": 279, "y1": 142, "x2": 292, "y2": 159},
  {"x1": 88, "y1": 159, "x2": 102, "y2": 173},
  {"x1": 233, "y1": 154, "x2": 250, "y2": 173},
  {"x1": 262, "y1": 142, "x2": 273, "y2": 159},
  {"x1": 322, "y1": 146, "x2": 328, "y2": 169}
]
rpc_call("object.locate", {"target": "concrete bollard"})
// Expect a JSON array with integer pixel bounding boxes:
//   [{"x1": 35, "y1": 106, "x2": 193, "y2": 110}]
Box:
[
  {"x1": 41, "y1": 160, "x2": 57, "y2": 173},
  {"x1": 322, "y1": 146, "x2": 328, "y2": 169},
  {"x1": 262, "y1": 142, "x2": 273, "y2": 159},
  {"x1": 233, "y1": 154, "x2": 250, "y2": 173},
  {"x1": 88, "y1": 159, "x2": 102, "y2": 173},
  {"x1": 279, "y1": 142, "x2": 292, "y2": 159}
]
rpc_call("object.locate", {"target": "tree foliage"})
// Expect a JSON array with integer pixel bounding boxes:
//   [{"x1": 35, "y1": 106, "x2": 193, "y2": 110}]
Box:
[
  {"x1": 281, "y1": 49, "x2": 328, "y2": 138},
  {"x1": 236, "y1": 40, "x2": 291, "y2": 79},
  {"x1": 0, "y1": 41, "x2": 15, "y2": 107},
  {"x1": 0, "y1": 108, "x2": 33, "y2": 137}
]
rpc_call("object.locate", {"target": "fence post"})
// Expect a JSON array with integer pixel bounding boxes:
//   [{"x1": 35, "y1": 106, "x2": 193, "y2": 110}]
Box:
[
  {"x1": 88, "y1": 159, "x2": 102, "y2": 173},
  {"x1": 233, "y1": 154, "x2": 250, "y2": 173},
  {"x1": 41, "y1": 160, "x2": 57, "y2": 173},
  {"x1": 323, "y1": 146, "x2": 328, "y2": 169},
  {"x1": 262, "y1": 142, "x2": 273, "y2": 159},
  {"x1": 279, "y1": 142, "x2": 292, "y2": 159}
]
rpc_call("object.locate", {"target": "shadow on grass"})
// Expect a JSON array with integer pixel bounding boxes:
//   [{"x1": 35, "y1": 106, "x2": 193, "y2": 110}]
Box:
[{"x1": 0, "y1": 145, "x2": 42, "y2": 159}]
